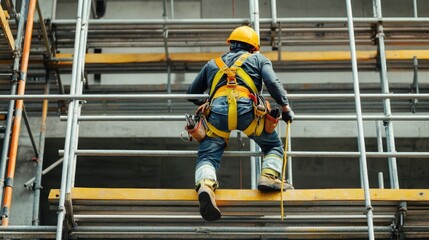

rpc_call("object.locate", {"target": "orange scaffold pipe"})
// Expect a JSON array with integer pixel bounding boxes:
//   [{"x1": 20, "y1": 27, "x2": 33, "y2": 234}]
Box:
[{"x1": 1, "y1": 0, "x2": 38, "y2": 226}]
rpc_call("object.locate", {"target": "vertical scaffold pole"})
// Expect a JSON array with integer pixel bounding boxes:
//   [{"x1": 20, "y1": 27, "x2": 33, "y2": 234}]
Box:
[
  {"x1": 270, "y1": 0, "x2": 277, "y2": 25},
  {"x1": 31, "y1": 2, "x2": 54, "y2": 225},
  {"x1": 0, "y1": 0, "x2": 28, "y2": 210},
  {"x1": 163, "y1": 0, "x2": 172, "y2": 112},
  {"x1": 373, "y1": 0, "x2": 399, "y2": 189},
  {"x1": 1, "y1": 0, "x2": 37, "y2": 226},
  {"x1": 269, "y1": 0, "x2": 293, "y2": 183},
  {"x1": 373, "y1": 0, "x2": 408, "y2": 225},
  {"x1": 66, "y1": 0, "x2": 90, "y2": 194},
  {"x1": 55, "y1": 0, "x2": 90, "y2": 238},
  {"x1": 249, "y1": 0, "x2": 261, "y2": 189},
  {"x1": 32, "y1": 73, "x2": 50, "y2": 226},
  {"x1": 413, "y1": 0, "x2": 418, "y2": 18},
  {"x1": 345, "y1": 0, "x2": 375, "y2": 239}
]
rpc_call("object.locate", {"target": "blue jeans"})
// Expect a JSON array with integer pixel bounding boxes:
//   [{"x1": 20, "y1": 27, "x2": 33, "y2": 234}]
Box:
[{"x1": 195, "y1": 97, "x2": 284, "y2": 183}]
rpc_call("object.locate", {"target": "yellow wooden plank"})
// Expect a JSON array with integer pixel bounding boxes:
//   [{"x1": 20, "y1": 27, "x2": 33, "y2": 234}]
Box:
[
  {"x1": 53, "y1": 52, "x2": 223, "y2": 65},
  {"x1": 49, "y1": 188, "x2": 429, "y2": 203},
  {"x1": 385, "y1": 50, "x2": 429, "y2": 60},
  {"x1": 53, "y1": 50, "x2": 429, "y2": 66},
  {"x1": 0, "y1": 6, "x2": 15, "y2": 51}
]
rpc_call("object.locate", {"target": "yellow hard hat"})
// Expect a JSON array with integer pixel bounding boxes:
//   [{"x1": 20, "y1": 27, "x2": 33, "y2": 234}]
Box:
[{"x1": 226, "y1": 26, "x2": 260, "y2": 51}]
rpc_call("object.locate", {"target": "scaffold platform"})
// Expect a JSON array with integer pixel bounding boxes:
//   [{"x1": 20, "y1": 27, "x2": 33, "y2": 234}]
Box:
[{"x1": 47, "y1": 188, "x2": 429, "y2": 239}]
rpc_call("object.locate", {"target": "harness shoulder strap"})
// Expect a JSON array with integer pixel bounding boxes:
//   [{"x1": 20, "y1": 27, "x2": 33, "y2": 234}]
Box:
[
  {"x1": 209, "y1": 58, "x2": 228, "y2": 96},
  {"x1": 233, "y1": 53, "x2": 258, "y2": 94},
  {"x1": 233, "y1": 52, "x2": 251, "y2": 68},
  {"x1": 209, "y1": 53, "x2": 257, "y2": 97}
]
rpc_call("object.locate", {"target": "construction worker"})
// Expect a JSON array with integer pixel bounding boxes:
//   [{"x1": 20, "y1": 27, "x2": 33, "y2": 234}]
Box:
[{"x1": 186, "y1": 26, "x2": 294, "y2": 221}]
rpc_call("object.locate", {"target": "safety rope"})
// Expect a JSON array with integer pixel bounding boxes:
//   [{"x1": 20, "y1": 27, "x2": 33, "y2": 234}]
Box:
[{"x1": 280, "y1": 120, "x2": 291, "y2": 221}]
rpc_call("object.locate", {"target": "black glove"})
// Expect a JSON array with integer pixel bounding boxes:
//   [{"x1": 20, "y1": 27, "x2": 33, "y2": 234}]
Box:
[{"x1": 282, "y1": 109, "x2": 294, "y2": 123}]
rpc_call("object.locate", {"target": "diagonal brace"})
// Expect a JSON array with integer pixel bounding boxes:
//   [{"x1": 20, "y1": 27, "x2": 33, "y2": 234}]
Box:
[{"x1": 0, "y1": 5, "x2": 15, "y2": 51}]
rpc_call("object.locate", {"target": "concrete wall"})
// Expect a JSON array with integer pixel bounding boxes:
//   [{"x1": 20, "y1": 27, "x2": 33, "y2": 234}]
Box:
[{"x1": 18, "y1": 116, "x2": 429, "y2": 139}]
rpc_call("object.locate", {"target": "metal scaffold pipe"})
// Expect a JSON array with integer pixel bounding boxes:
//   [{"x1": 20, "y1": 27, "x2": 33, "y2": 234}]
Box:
[
  {"x1": 59, "y1": 114, "x2": 429, "y2": 121},
  {"x1": 249, "y1": 0, "x2": 261, "y2": 189},
  {"x1": 58, "y1": 149, "x2": 429, "y2": 159},
  {"x1": 0, "y1": 0, "x2": 28, "y2": 210},
  {"x1": 32, "y1": 75, "x2": 50, "y2": 226},
  {"x1": 65, "y1": 0, "x2": 91, "y2": 195},
  {"x1": 51, "y1": 17, "x2": 429, "y2": 25},
  {"x1": 0, "y1": 225, "x2": 57, "y2": 239},
  {"x1": 52, "y1": 18, "x2": 250, "y2": 25},
  {"x1": 345, "y1": 0, "x2": 374, "y2": 239},
  {"x1": 55, "y1": 0, "x2": 91, "y2": 239},
  {"x1": 413, "y1": 0, "x2": 418, "y2": 18},
  {"x1": 36, "y1": 1, "x2": 51, "y2": 56},
  {"x1": 1, "y1": 0, "x2": 37, "y2": 226},
  {"x1": 74, "y1": 213, "x2": 394, "y2": 221},
  {"x1": 373, "y1": 0, "x2": 400, "y2": 190},
  {"x1": 72, "y1": 225, "x2": 393, "y2": 233},
  {"x1": 2, "y1": 93, "x2": 429, "y2": 101},
  {"x1": 0, "y1": 226, "x2": 57, "y2": 231},
  {"x1": 270, "y1": 0, "x2": 277, "y2": 25}
]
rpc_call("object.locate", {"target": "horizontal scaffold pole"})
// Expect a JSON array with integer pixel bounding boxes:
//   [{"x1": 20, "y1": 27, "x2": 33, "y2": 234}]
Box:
[
  {"x1": 0, "y1": 226, "x2": 56, "y2": 239},
  {"x1": 73, "y1": 214, "x2": 394, "y2": 221},
  {"x1": 71, "y1": 225, "x2": 392, "y2": 233},
  {"x1": 58, "y1": 150, "x2": 429, "y2": 159},
  {"x1": 58, "y1": 114, "x2": 429, "y2": 121},
  {"x1": 1, "y1": 93, "x2": 429, "y2": 101},
  {"x1": 50, "y1": 17, "x2": 429, "y2": 25}
]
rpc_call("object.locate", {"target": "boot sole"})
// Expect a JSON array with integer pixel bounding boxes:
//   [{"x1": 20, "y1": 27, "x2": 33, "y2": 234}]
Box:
[
  {"x1": 198, "y1": 191, "x2": 221, "y2": 221},
  {"x1": 258, "y1": 183, "x2": 294, "y2": 192},
  {"x1": 257, "y1": 184, "x2": 281, "y2": 192}
]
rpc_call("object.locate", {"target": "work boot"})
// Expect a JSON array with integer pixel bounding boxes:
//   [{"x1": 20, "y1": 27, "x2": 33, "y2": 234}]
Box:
[
  {"x1": 257, "y1": 169, "x2": 294, "y2": 192},
  {"x1": 196, "y1": 179, "x2": 221, "y2": 221}
]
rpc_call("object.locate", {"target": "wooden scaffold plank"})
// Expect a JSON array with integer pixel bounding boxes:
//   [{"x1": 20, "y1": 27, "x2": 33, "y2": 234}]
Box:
[
  {"x1": 51, "y1": 50, "x2": 429, "y2": 65},
  {"x1": 49, "y1": 188, "x2": 429, "y2": 204}
]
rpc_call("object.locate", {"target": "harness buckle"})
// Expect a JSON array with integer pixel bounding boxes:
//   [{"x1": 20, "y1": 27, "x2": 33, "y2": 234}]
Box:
[
  {"x1": 255, "y1": 104, "x2": 267, "y2": 118},
  {"x1": 226, "y1": 81, "x2": 238, "y2": 87},
  {"x1": 226, "y1": 67, "x2": 237, "y2": 85}
]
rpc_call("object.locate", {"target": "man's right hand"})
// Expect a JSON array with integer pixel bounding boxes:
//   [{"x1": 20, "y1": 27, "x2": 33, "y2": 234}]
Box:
[{"x1": 281, "y1": 105, "x2": 294, "y2": 123}]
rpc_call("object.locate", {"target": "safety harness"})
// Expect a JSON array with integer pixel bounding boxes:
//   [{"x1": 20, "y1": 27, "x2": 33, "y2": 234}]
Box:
[{"x1": 204, "y1": 52, "x2": 266, "y2": 140}]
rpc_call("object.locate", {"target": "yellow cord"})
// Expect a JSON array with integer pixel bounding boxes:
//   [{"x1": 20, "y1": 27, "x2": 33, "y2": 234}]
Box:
[{"x1": 280, "y1": 120, "x2": 290, "y2": 221}]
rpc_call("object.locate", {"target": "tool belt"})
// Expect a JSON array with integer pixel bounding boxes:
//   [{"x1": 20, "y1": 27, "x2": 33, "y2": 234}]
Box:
[
  {"x1": 183, "y1": 111, "x2": 207, "y2": 143},
  {"x1": 205, "y1": 86, "x2": 266, "y2": 140},
  {"x1": 265, "y1": 107, "x2": 281, "y2": 133}
]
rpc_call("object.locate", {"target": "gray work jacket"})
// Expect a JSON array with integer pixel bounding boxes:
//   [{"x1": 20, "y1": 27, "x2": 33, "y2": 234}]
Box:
[{"x1": 187, "y1": 48, "x2": 289, "y2": 107}]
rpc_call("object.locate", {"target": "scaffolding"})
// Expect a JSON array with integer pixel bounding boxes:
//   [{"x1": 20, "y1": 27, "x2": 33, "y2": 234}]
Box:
[{"x1": 0, "y1": 0, "x2": 429, "y2": 239}]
